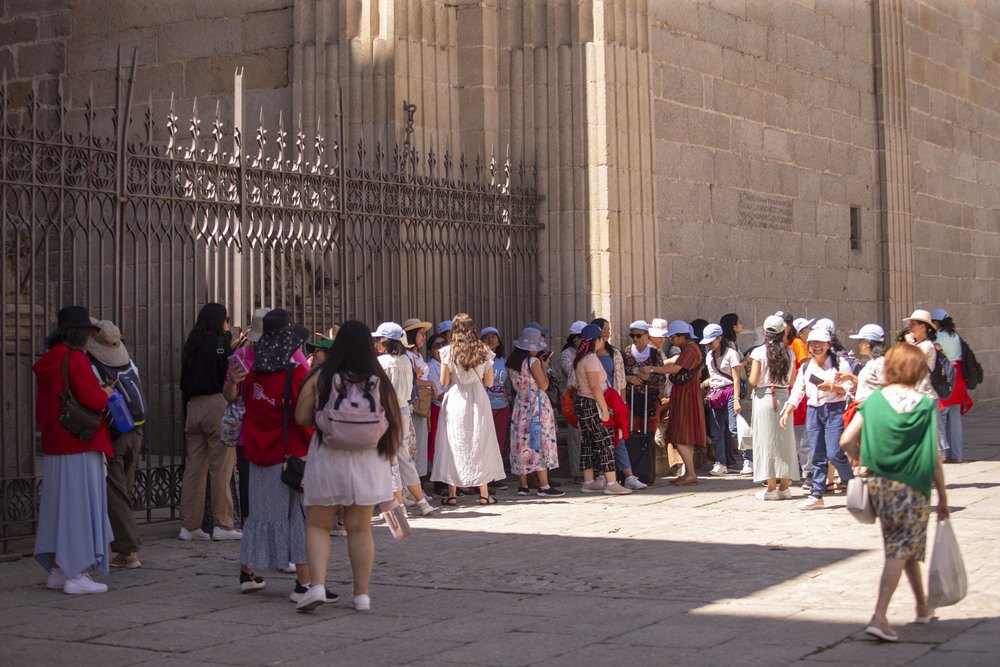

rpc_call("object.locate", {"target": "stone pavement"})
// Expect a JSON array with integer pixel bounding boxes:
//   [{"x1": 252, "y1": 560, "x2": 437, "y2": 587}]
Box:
[{"x1": 1, "y1": 410, "x2": 998, "y2": 667}]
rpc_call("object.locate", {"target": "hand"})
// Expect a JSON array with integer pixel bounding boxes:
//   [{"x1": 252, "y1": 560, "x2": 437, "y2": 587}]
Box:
[
  {"x1": 627, "y1": 376, "x2": 642, "y2": 386},
  {"x1": 660, "y1": 396, "x2": 669, "y2": 406},
  {"x1": 937, "y1": 500, "x2": 950, "y2": 520},
  {"x1": 637, "y1": 366, "x2": 651, "y2": 379},
  {"x1": 778, "y1": 407, "x2": 790, "y2": 429},
  {"x1": 817, "y1": 381, "x2": 833, "y2": 392},
  {"x1": 599, "y1": 407, "x2": 610, "y2": 422},
  {"x1": 102, "y1": 384, "x2": 115, "y2": 397},
  {"x1": 733, "y1": 398, "x2": 742, "y2": 416},
  {"x1": 229, "y1": 362, "x2": 248, "y2": 384}
]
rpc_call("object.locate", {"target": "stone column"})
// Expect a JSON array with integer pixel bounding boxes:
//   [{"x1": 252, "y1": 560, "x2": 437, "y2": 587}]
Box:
[{"x1": 872, "y1": 0, "x2": 914, "y2": 325}]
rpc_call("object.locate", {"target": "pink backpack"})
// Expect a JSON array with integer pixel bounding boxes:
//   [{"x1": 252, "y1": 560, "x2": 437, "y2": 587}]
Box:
[{"x1": 315, "y1": 373, "x2": 388, "y2": 450}]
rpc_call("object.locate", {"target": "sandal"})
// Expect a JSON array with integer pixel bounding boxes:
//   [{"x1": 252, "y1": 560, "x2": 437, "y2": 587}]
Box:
[
  {"x1": 479, "y1": 495, "x2": 497, "y2": 505},
  {"x1": 440, "y1": 496, "x2": 457, "y2": 506}
]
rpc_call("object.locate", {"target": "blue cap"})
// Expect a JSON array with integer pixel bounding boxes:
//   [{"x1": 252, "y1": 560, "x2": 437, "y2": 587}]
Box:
[
  {"x1": 813, "y1": 318, "x2": 835, "y2": 334},
  {"x1": 436, "y1": 320, "x2": 452, "y2": 334},
  {"x1": 524, "y1": 321, "x2": 551, "y2": 335},
  {"x1": 793, "y1": 317, "x2": 815, "y2": 332},
  {"x1": 580, "y1": 324, "x2": 602, "y2": 342},
  {"x1": 666, "y1": 320, "x2": 690, "y2": 337},
  {"x1": 699, "y1": 323, "x2": 724, "y2": 345},
  {"x1": 849, "y1": 324, "x2": 885, "y2": 342},
  {"x1": 372, "y1": 321, "x2": 404, "y2": 341},
  {"x1": 931, "y1": 309, "x2": 948, "y2": 322},
  {"x1": 628, "y1": 320, "x2": 650, "y2": 332},
  {"x1": 480, "y1": 326, "x2": 499, "y2": 337}
]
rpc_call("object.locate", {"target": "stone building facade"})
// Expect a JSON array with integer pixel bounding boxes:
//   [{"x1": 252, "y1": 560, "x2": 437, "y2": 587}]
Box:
[{"x1": 4, "y1": 0, "x2": 997, "y2": 405}]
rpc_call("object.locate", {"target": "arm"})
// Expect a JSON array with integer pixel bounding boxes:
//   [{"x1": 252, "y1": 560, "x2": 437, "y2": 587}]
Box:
[
  {"x1": 587, "y1": 370, "x2": 609, "y2": 420},
  {"x1": 223, "y1": 359, "x2": 247, "y2": 402},
  {"x1": 293, "y1": 371, "x2": 318, "y2": 428},
  {"x1": 69, "y1": 350, "x2": 112, "y2": 409},
  {"x1": 529, "y1": 357, "x2": 549, "y2": 391},
  {"x1": 933, "y1": 457, "x2": 949, "y2": 520},
  {"x1": 839, "y1": 413, "x2": 862, "y2": 459},
  {"x1": 439, "y1": 363, "x2": 451, "y2": 389},
  {"x1": 482, "y1": 364, "x2": 494, "y2": 387}
]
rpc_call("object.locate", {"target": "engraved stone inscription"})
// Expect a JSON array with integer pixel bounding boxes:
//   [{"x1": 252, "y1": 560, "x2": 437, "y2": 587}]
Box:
[{"x1": 737, "y1": 192, "x2": 793, "y2": 230}]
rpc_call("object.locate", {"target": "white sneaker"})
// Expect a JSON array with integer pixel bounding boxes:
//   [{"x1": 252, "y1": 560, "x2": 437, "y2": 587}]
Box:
[
  {"x1": 740, "y1": 461, "x2": 753, "y2": 475},
  {"x1": 178, "y1": 527, "x2": 211, "y2": 541},
  {"x1": 63, "y1": 573, "x2": 107, "y2": 595},
  {"x1": 798, "y1": 496, "x2": 825, "y2": 511},
  {"x1": 212, "y1": 527, "x2": 243, "y2": 541},
  {"x1": 282, "y1": 562, "x2": 297, "y2": 573},
  {"x1": 756, "y1": 489, "x2": 780, "y2": 501},
  {"x1": 46, "y1": 566, "x2": 66, "y2": 590},
  {"x1": 623, "y1": 475, "x2": 647, "y2": 490},
  {"x1": 417, "y1": 499, "x2": 436, "y2": 515},
  {"x1": 402, "y1": 489, "x2": 417, "y2": 507},
  {"x1": 778, "y1": 487, "x2": 793, "y2": 500},
  {"x1": 603, "y1": 482, "x2": 632, "y2": 495},
  {"x1": 353, "y1": 593, "x2": 371, "y2": 611},
  {"x1": 710, "y1": 462, "x2": 727, "y2": 476},
  {"x1": 295, "y1": 584, "x2": 327, "y2": 612}
]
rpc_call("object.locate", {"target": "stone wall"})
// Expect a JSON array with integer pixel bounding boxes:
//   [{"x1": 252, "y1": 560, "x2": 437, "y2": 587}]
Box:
[{"x1": 1, "y1": 0, "x2": 295, "y2": 132}]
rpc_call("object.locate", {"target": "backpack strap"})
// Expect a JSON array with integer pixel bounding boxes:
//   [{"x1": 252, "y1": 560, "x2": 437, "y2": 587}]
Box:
[{"x1": 363, "y1": 378, "x2": 377, "y2": 412}]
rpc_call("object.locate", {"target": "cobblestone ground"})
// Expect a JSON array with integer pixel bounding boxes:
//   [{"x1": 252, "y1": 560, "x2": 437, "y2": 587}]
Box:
[{"x1": 1, "y1": 410, "x2": 997, "y2": 666}]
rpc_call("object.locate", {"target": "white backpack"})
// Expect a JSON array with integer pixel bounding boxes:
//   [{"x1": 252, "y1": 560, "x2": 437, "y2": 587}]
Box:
[{"x1": 315, "y1": 373, "x2": 388, "y2": 450}]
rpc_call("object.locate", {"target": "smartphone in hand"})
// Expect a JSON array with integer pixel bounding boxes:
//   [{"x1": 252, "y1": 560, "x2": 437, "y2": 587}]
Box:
[
  {"x1": 808, "y1": 374, "x2": 824, "y2": 386},
  {"x1": 229, "y1": 354, "x2": 248, "y2": 373}
]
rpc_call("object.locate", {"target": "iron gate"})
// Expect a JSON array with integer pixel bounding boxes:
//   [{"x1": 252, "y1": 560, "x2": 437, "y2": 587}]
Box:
[{"x1": 0, "y1": 65, "x2": 541, "y2": 550}]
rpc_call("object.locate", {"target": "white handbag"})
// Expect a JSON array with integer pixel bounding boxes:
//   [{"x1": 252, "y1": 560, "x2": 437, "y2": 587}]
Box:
[{"x1": 846, "y1": 476, "x2": 876, "y2": 524}]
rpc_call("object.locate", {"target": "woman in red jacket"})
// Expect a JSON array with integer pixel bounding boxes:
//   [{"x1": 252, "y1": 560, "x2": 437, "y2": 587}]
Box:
[
  {"x1": 33, "y1": 306, "x2": 115, "y2": 595},
  {"x1": 233, "y1": 310, "x2": 323, "y2": 602}
]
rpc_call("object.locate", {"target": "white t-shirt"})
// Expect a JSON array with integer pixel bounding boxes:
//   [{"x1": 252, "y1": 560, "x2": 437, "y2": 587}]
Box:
[
  {"x1": 706, "y1": 346, "x2": 741, "y2": 389},
  {"x1": 787, "y1": 355, "x2": 855, "y2": 407},
  {"x1": 378, "y1": 353, "x2": 413, "y2": 407},
  {"x1": 749, "y1": 344, "x2": 795, "y2": 389},
  {"x1": 855, "y1": 356, "x2": 885, "y2": 404}
]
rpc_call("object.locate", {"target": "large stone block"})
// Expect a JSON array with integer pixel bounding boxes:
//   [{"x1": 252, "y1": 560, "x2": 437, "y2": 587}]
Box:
[
  {"x1": 0, "y1": 17, "x2": 38, "y2": 46},
  {"x1": 762, "y1": 127, "x2": 792, "y2": 162},
  {"x1": 195, "y1": 0, "x2": 293, "y2": 21},
  {"x1": 240, "y1": 8, "x2": 294, "y2": 52},
  {"x1": 65, "y1": 28, "x2": 158, "y2": 73},
  {"x1": 687, "y1": 108, "x2": 730, "y2": 150},
  {"x1": 16, "y1": 41, "x2": 63, "y2": 78},
  {"x1": 158, "y1": 19, "x2": 239, "y2": 62}
]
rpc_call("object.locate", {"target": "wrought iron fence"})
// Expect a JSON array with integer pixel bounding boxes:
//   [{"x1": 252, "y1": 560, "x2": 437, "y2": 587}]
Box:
[{"x1": 0, "y1": 65, "x2": 541, "y2": 550}]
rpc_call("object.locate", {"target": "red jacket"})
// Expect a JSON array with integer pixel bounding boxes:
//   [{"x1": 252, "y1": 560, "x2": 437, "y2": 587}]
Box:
[
  {"x1": 33, "y1": 343, "x2": 112, "y2": 457},
  {"x1": 602, "y1": 387, "x2": 631, "y2": 448},
  {"x1": 242, "y1": 365, "x2": 314, "y2": 466}
]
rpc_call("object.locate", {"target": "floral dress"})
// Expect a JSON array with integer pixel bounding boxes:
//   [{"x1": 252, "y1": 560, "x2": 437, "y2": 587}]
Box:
[{"x1": 509, "y1": 358, "x2": 559, "y2": 475}]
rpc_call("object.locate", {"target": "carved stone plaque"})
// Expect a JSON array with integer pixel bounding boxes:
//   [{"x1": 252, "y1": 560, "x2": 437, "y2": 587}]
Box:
[{"x1": 737, "y1": 192, "x2": 792, "y2": 230}]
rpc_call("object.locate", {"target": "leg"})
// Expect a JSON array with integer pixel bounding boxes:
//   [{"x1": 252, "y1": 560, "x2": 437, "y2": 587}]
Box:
[
  {"x1": 614, "y1": 439, "x2": 633, "y2": 479},
  {"x1": 305, "y1": 505, "x2": 336, "y2": 588},
  {"x1": 903, "y1": 559, "x2": 930, "y2": 617},
  {"x1": 944, "y1": 405, "x2": 963, "y2": 460},
  {"x1": 342, "y1": 504, "x2": 376, "y2": 596},
  {"x1": 179, "y1": 399, "x2": 211, "y2": 531},
  {"x1": 807, "y1": 406, "x2": 828, "y2": 498},
  {"x1": 519, "y1": 474, "x2": 528, "y2": 488},
  {"x1": 107, "y1": 430, "x2": 142, "y2": 554},
  {"x1": 412, "y1": 415, "x2": 429, "y2": 477},
  {"x1": 871, "y1": 557, "x2": 906, "y2": 638},
  {"x1": 824, "y1": 403, "x2": 854, "y2": 485},
  {"x1": 676, "y1": 444, "x2": 697, "y2": 482},
  {"x1": 206, "y1": 431, "x2": 236, "y2": 530},
  {"x1": 794, "y1": 423, "x2": 810, "y2": 476},
  {"x1": 937, "y1": 406, "x2": 950, "y2": 455},
  {"x1": 765, "y1": 477, "x2": 777, "y2": 492},
  {"x1": 778, "y1": 477, "x2": 790, "y2": 491},
  {"x1": 537, "y1": 469, "x2": 549, "y2": 487}
]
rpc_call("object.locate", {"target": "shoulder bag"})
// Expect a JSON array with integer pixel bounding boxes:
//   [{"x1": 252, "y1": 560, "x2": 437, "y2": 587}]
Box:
[
  {"x1": 58, "y1": 351, "x2": 104, "y2": 441},
  {"x1": 278, "y1": 367, "x2": 306, "y2": 491},
  {"x1": 845, "y1": 476, "x2": 876, "y2": 524}
]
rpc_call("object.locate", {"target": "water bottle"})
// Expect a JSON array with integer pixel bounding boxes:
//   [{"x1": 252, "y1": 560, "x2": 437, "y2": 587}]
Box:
[
  {"x1": 378, "y1": 499, "x2": 412, "y2": 540},
  {"x1": 107, "y1": 390, "x2": 135, "y2": 433}
]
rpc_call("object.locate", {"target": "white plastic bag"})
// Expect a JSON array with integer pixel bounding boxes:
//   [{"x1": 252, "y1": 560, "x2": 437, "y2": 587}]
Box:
[
  {"x1": 736, "y1": 413, "x2": 752, "y2": 449},
  {"x1": 927, "y1": 519, "x2": 967, "y2": 608}
]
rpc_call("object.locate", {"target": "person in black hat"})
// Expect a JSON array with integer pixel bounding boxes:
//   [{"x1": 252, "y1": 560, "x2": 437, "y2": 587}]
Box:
[{"x1": 32, "y1": 306, "x2": 115, "y2": 594}]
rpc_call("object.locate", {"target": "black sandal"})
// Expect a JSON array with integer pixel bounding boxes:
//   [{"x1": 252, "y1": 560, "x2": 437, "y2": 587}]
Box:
[
  {"x1": 441, "y1": 496, "x2": 457, "y2": 506},
  {"x1": 479, "y1": 495, "x2": 497, "y2": 505}
]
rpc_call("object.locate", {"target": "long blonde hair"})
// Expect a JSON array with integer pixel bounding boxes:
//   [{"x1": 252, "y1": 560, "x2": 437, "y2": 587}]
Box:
[{"x1": 450, "y1": 313, "x2": 488, "y2": 370}]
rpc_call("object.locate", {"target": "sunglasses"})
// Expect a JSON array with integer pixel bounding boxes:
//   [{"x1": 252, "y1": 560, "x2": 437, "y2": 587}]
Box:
[
  {"x1": 431, "y1": 341, "x2": 446, "y2": 349},
  {"x1": 629, "y1": 332, "x2": 647, "y2": 339}
]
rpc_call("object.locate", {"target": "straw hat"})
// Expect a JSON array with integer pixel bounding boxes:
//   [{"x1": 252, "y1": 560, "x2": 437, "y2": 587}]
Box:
[{"x1": 903, "y1": 310, "x2": 936, "y2": 330}]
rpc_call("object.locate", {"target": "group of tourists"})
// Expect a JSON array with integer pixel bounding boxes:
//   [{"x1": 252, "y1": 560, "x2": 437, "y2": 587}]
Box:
[{"x1": 30, "y1": 301, "x2": 977, "y2": 631}]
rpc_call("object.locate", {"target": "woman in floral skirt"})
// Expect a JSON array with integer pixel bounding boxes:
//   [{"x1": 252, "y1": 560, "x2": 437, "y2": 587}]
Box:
[{"x1": 507, "y1": 327, "x2": 565, "y2": 498}]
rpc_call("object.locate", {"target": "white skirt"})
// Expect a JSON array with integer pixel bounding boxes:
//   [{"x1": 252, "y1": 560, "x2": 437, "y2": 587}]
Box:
[{"x1": 302, "y1": 433, "x2": 394, "y2": 507}]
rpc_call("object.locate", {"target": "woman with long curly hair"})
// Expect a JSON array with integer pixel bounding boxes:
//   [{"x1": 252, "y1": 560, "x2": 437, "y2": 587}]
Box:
[{"x1": 431, "y1": 313, "x2": 506, "y2": 505}]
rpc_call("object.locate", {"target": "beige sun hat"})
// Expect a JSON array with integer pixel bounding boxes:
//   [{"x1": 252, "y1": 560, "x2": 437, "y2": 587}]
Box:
[
  {"x1": 902, "y1": 309, "x2": 936, "y2": 330},
  {"x1": 401, "y1": 318, "x2": 432, "y2": 333},
  {"x1": 88, "y1": 319, "x2": 130, "y2": 367},
  {"x1": 247, "y1": 308, "x2": 272, "y2": 342}
]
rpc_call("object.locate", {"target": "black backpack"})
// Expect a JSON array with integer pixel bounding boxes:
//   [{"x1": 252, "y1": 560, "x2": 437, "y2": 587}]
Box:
[
  {"x1": 929, "y1": 348, "x2": 956, "y2": 400},
  {"x1": 960, "y1": 338, "x2": 984, "y2": 390},
  {"x1": 90, "y1": 358, "x2": 148, "y2": 426}
]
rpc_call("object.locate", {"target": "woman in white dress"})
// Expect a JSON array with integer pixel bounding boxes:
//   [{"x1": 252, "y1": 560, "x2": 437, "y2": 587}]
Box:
[
  {"x1": 431, "y1": 313, "x2": 506, "y2": 506},
  {"x1": 294, "y1": 321, "x2": 402, "y2": 612}
]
